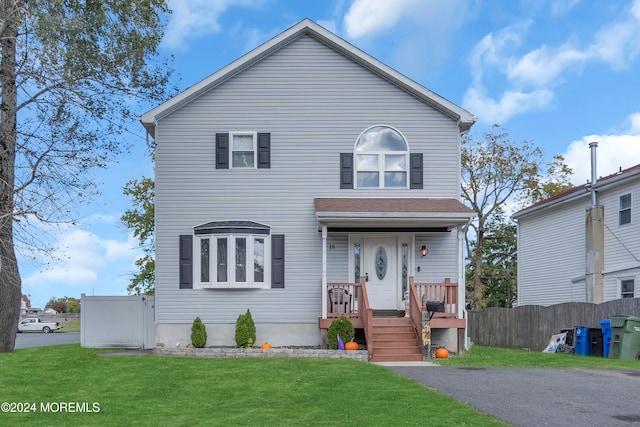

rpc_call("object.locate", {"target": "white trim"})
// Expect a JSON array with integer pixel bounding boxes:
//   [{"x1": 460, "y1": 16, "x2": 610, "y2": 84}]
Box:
[
  {"x1": 354, "y1": 125, "x2": 410, "y2": 189},
  {"x1": 321, "y1": 226, "x2": 328, "y2": 319},
  {"x1": 618, "y1": 192, "x2": 632, "y2": 226},
  {"x1": 229, "y1": 131, "x2": 257, "y2": 169},
  {"x1": 194, "y1": 233, "x2": 271, "y2": 289},
  {"x1": 618, "y1": 276, "x2": 636, "y2": 299}
]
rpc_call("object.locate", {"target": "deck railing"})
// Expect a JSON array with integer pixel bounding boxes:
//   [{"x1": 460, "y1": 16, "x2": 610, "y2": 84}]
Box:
[
  {"x1": 410, "y1": 277, "x2": 459, "y2": 318},
  {"x1": 326, "y1": 277, "x2": 458, "y2": 359}
]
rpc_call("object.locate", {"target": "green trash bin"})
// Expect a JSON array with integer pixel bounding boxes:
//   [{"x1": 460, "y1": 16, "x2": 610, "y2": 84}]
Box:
[{"x1": 609, "y1": 315, "x2": 640, "y2": 360}]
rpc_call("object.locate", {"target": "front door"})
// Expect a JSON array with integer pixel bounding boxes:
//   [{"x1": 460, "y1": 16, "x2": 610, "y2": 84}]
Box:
[{"x1": 363, "y1": 237, "x2": 397, "y2": 310}]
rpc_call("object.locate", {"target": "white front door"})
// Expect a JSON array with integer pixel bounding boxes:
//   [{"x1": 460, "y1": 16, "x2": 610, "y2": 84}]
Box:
[{"x1": 363, "y1": 237, "x2": 398, "y2": 310}]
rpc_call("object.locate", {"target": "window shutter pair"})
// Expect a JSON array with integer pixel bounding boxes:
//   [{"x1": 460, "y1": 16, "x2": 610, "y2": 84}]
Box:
[
  {"x1": 339, "y1": 153, "x2": 423, "y2": 189},
  {"x1": 215, "y1": 133, "x2": 270, "y2": 169},
  {"x1": 178, "y1": 234, "x2": 284, "y2": 289}
]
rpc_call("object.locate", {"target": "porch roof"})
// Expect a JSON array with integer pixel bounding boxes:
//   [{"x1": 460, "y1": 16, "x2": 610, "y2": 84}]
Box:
[{"x1": 315, "y1": 198, "x2": 476, "y2": 230}]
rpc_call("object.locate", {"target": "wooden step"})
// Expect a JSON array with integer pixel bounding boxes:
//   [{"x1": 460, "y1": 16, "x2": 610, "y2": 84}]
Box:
[{"x1": 367, "y1": 316, "x2": 423, "y2": 362}]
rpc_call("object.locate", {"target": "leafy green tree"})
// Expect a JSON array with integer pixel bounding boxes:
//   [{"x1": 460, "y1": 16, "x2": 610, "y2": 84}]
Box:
[
  {"x1": 45, "y1": 298, "x2": 67, "y2": 313},
  {"x1": 0, "y1": 0, "x2": 173, "y2": 352},
  {"x1": 465, "y1": 210, "x2": 517, "y2": 308},
  {"x1": 122, "y1": 177, "x2": 155, "y2": 295},
  {"x1": 461, "y1": 126, "x2": 572, "y2": 309}
]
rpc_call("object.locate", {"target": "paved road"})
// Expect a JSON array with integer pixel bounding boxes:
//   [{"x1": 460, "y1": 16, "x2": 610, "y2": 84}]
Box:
[
  {"x1": 14, "y1": 332, "x2": 80, "y2": 349},
  {"x1": 389, "y1": 366, "x2": 640, "y2": 427}
]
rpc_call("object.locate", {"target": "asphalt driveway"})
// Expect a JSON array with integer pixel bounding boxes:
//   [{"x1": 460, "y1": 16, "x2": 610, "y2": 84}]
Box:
[
  {"x1": 14, "y1": 332, "x2": 80, "y2": 349},
  {"x1": 389, "y1": 366, "x2": 640, "y2": 426}
]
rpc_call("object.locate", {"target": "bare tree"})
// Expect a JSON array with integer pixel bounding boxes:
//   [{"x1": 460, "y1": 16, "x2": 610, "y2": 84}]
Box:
[{"x1": 0, "y1": 0, "x2": 173, "y2": 352}]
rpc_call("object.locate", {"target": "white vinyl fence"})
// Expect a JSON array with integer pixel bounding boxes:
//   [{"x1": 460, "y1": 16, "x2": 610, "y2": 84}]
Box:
[{"x1": 80, "y1": 295, "x2": 155, "y2": 349}]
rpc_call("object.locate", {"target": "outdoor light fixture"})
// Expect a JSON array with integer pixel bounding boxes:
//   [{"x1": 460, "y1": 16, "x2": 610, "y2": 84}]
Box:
[{"x1": 420, "y1": 245, "x2": 428, "y2": 256}]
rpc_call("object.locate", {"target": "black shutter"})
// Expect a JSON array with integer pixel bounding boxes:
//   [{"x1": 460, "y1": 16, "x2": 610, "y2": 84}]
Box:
[
  {"x1": 257, "y1": 133, "x2": 271, "y2": 169},
  {"x1": 271, "y1": 235, "x2": 285, "y2": 288},
  {"x1": 340, "y1": 153, "x2": 354, "y2": 189},
  {"x1": 179, "y1": 235, "x2": 193, "y2": 289},
  {"x1": 410, "y1": 153, "x2": 423, "y2": 189},
  {"x1": 216, "y1": 133, "x2": 229, "y2": 169}
]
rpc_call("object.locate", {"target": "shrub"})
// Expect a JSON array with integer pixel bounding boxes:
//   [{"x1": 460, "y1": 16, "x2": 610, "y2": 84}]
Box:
[
  {"x1": 191, "y1": 317, "x2": 207, "y2": 348},
  {"x1": 235, "y1": 309, "x2": 256, "y2": 348},
  {"x1": 327, "y1": 316, "x2": 355, "y2": 350}
]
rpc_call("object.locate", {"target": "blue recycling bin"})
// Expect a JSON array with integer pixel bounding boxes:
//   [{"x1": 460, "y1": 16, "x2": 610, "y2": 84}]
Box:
[
  {"x1": 574, "y1": 326, "x2": 591, "y2": 356},
  {"x1": 600, "y1": 319, "x2": 612, "y2": 358}
]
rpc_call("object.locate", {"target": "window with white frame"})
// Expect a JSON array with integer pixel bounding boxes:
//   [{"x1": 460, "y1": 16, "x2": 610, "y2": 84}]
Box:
[
  {"x1": 621, "y1": 278, "x2": 635, "y2": 298},
  {"x1": 230, "y1": 132, "x2": 256, "y2": 168},
  {"x1": 354, "y1": 125, "x2": 409, "y2": 188},
  {"x1": 619, "y1": 193, "x2": 631, "y2": 226},
  {"x1": 194, "y1": 221, "x2": 270, "y2": 288}
]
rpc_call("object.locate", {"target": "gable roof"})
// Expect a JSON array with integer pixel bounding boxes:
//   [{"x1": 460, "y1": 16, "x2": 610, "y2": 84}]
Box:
[
  {"x1": 513, "y1": 163, "x2": 640, "y2": 219},
  {"x1": 140, "y1": 18, "x2": 475, "y2": 137}
]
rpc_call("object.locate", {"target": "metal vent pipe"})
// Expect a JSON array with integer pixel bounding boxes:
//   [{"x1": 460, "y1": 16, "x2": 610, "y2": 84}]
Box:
[{"x1": 589, "y1": 142, "x2": 598, "y2": 206}]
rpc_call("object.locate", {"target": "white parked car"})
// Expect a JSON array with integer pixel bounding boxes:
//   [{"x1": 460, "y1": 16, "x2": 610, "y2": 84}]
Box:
[{"x1": 17, "y1": 318, "x2": 62, "y2": 333}]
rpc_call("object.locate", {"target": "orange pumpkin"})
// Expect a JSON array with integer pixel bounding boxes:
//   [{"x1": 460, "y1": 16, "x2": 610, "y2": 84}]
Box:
[
  {"x1": 260, "y1": 342, "x2": 272, "y2": 349},
  {"x1": 435, "y1": 348, "x2": 449, "y2": 359},
  {"x1": 345, "y1": 341, "x2": 359, "y2": 351}
]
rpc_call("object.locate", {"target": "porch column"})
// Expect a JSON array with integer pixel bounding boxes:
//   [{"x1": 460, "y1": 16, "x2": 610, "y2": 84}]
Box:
[
  {"x1": 321, "y1": 225, "x2": 327, "y2": 319},
  {"x1": 457, "y1": 224, "x2": 466, "y2": 318}
]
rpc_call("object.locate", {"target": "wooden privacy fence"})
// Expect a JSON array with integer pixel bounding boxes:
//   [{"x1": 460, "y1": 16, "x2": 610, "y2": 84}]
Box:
[{"x1": 468, "y1": 298, "x2": 640, "y2": 351}]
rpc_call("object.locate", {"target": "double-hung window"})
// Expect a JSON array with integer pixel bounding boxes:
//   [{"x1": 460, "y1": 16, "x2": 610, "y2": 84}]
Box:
[
  {"x1": 194, "y1": 221, "x2": 270, "y2": 288},
  {"x1": 230, "y1": 132, "x2": 257, "y2": 168},
  {"x1": 354, "y1": 125, "x2": 409, "y2": 188},
  {"x1": 619, "y1": 193, "x2": 631, "y2": 226},
  {"x1": 621, "y1": 278, "x2": 635, "y2": 298}
]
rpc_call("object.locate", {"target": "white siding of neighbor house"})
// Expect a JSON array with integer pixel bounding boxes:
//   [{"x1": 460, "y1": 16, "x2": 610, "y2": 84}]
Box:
[
  {"x1": 517, "y1": 196, "x2": 591, "y2": 306},
  {"x1": 599, "y1": 180, "x2": 640, "y2": 300},
  {"x1": 517, "y1": 175, "x2": 640, "y2": 305},
  {"x1": 154, "y1": 36, "x2": 462, "y2": 329}
]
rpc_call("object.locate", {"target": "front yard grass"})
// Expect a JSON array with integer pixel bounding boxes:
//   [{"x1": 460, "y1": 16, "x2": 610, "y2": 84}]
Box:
[
  {"x1": 0, "y1": 345, "x2": 506, "y2": 426},
  {"x1": 437, "y1": 344, "x2": 640, "y2": 369}
]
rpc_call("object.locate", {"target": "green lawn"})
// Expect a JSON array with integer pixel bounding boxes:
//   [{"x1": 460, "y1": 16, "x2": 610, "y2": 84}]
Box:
[
  {"x1": 437, "y1": 345, "x2": 640, "y2": 369},
  {"x1": 0, "y1": 345, "x2": 506, "y2": 426}
]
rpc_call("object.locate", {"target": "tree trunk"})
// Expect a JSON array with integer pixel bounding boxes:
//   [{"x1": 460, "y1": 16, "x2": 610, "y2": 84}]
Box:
[{"x1": 0, "y1": 2, "x2": 22, "y2": 353}]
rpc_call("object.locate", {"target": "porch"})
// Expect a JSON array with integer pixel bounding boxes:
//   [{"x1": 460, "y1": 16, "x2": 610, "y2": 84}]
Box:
[{"x1": 318, "y1": 277, "x2": 466, "y2": 362}]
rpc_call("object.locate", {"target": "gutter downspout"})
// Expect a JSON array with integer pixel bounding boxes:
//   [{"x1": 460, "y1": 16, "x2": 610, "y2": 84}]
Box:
[
  {"x1": 459, "y1": 220, "x2": 471, "y2": 351},
  {"x1": 321, "y1": 225, "x2": 328, "y2": 319}
]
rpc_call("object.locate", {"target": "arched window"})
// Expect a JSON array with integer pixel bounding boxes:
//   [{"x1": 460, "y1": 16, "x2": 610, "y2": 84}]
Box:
[{"x1": 354, "y1": 125, "x2": 409, "y2": 188}]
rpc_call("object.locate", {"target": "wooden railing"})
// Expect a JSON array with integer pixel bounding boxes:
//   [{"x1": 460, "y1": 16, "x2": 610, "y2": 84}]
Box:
[
  {"x1": 408, "y1": 277, "x2": 423, "y2": 346},
  {"x1": 326, "y1": 278, "x2": 372, "y2": 359},
  {"x1": 410, "y1": 277, "x2": 458, "y2": 318}
]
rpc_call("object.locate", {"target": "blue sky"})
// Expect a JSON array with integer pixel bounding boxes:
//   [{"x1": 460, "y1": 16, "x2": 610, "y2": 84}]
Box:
[{"x1": 20, "y1": 0, "x2": 640, "y2": 309}]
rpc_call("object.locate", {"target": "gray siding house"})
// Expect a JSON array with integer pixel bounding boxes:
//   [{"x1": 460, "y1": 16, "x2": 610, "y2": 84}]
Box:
[
  {"x1": 513, "y1": 163, "x2": 640, "y2": 306},
  {"x1": 141, "y1": 19, "x2": 476, "y2": 361}
]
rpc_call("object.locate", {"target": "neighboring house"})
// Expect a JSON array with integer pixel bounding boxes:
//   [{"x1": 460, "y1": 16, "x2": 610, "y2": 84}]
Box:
[
  {"x1": 513, "y1": 162, "x2": 640, "y2": 306},
  {"x1": 140, "y1": 19, "x2": 476, "y2": 360},
  {"x1": 20, "y1": 295, "x2": 30, "y2": 317},
  {"x1": 44, "y1": 308, "x2": 58, "y2": 315},
  {"x1": 26, "y1": 307, "x2": 42, "y2": 316}
]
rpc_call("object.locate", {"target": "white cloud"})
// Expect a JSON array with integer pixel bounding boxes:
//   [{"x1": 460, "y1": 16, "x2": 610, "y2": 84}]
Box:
[
  {"x1": 21, "y1": 226, "x2": 142, "y2": 304},
  {"x1": 163, "y1": 0, "x2": 262, "y2": 50},
  {"x1": 550, "y1": 0, "x2": 581, "y2": 17},
  {"x1": 343, "y1": 0, "x2": 425, "y2": 39},
  {"x1": 463, "y1": 87, "x2": 553, "y2": 124},
  {"x1": 563, "y1": 121, "x2": 640, "y2": 185},
  {"x1": 466, "y1": 1, "x2": 640, "y2": 124},
  {"x1": 629, "y1": 112, "x2": 640, "y2": 134}
]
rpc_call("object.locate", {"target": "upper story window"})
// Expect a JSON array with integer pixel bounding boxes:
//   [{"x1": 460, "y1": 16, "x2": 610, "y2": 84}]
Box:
[
  {"x1": 354, "y1": 125, "x2": 409, "y2": 188},
  {"x1": 619, "y1": 193, "x2": 631, "y2": 225},
  {"x1": 230, "y1": 132, "x2": 256, "y2": 168},
  {"x1": 215, "y1": 132, "x2": 271, "y2": 170}
]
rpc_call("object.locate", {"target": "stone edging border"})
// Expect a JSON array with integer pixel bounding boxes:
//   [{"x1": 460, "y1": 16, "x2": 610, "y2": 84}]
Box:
[{"x1": 152, "y1": 347, "x2": 369, "y2": 361}]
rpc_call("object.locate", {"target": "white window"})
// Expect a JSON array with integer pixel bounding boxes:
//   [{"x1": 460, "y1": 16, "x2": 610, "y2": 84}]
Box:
[
  {"x1": 354, "y1": 125, "x2": 409, "y2": 188},
  {"x1": 195, "y1": 232, "x2": 269, "y2": 288},
  {"x1": 620, "y1": 278, "x2": 635, "y2": 299},
  {"x1": 619, "y1": 193, "x2": 631, "y2": 226},
  {"x1": 230, "y1": 132, "x2": 256, "y2": 168}
]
